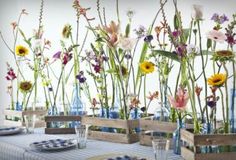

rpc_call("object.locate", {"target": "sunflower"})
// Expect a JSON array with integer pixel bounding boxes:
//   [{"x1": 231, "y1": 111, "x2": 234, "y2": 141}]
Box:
[
  {"x1": 15, "y1": 45, "x2": 29, "y2": 57},
  {"x1": 207, "y1": 73, "x2": 226, "y2": 87},
  {"x1": 212, "y1": 50, "x2": 235, "y2": 62},
  {"x1": 140, "y1": 61, "x2": 155, "y2": 74},
  {"x1": 19, "y1": 81, "x2": 32, "y2": 93}
]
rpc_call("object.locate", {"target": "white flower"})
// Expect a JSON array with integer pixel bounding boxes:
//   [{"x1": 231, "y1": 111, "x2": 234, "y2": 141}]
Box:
[
  {"x1": 206, "y1": 30, "x2": 227, "y2": 43},
  {"x1": 192, "y1": 5, "x2": 203, "y2": 20},
  {"x1": 119, "y1": 37, "x2": 137, "y2": 51},
  {"x1": 33, "y1": 39, "x2": 43, "y2": 51},
  {"x1": 187, "y1": 44, "x2": 199, "y2": 54}
]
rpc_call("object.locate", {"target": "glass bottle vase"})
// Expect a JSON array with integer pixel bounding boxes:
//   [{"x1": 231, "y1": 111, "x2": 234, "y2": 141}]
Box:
[{"x1": 173, "y1": 119, "x2": 185, "y2": 155}]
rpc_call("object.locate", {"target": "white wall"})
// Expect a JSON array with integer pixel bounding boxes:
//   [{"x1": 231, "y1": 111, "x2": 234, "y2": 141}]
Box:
[{"x1": 0, "y1": 0, "x2": 235, "y2": 125}]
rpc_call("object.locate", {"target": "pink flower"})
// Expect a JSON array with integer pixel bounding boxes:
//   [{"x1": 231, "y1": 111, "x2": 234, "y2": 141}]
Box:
[
  {"x1": 168, "y1": 87, "x2": 189, "y2": 111},
  {"x1": 206, "y1": 30, "x2": 227, "y2": 43}
]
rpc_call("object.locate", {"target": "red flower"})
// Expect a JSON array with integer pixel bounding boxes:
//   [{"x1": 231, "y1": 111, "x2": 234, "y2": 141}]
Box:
[
  {"x1": 6, "y1": 66, "x2": 17, "y2": 81},
  {"x1": 62, "y1": 53, "x2": 72, "y2": 65}
]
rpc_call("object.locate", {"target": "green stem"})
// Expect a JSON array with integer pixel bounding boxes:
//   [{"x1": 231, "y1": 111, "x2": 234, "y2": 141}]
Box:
[
  {"x1": 223, "y1": 63, "x2": 229, "y2": 133},
  {"x1": 197, "y1": 21, "x2": 209, "y2": 124},
  {"x1": 219, "y1": 88, "x2": 226, "y2": 124},
  {"x1": 144, "y1": 75, "x2": 147, "y2": 115},
  {"x1": 116, "y1": 0, "x2": 120, "y2": 24}
]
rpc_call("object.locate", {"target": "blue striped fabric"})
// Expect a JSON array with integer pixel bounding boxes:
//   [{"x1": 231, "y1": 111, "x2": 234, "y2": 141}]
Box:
[{"x1": 0, "y1": 129, "x2": 184, "y2": 160}]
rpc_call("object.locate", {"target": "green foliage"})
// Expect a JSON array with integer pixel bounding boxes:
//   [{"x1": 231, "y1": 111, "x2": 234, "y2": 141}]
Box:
[{"x1": 151, "y1": 50, "x2": 180, "y2": 62}]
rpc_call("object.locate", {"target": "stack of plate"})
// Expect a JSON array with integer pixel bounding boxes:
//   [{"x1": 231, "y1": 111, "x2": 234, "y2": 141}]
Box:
[
  {"x1": 0, "y1": 126, "x2": 23, "y2": 136},
  {"x1": 30, "y1": 139, "x2": 76, "y2": 151}
]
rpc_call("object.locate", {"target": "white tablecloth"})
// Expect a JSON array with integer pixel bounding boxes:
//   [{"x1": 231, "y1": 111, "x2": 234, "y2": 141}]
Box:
[{"x1": 0, "y1": 129, "x2": 184, "y2": 160}]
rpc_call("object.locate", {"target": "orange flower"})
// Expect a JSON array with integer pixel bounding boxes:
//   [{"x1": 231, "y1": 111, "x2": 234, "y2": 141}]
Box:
[
  {"x1": 195, "y1": 85, "x2": 202, "y2": 97},
  {"x1": 130, "y1": 97, "x2": 140, "y2": 109},
  {"x1": 11, "y1": 22, "x2": 17, "y2": 30},
  {"x1": 147, "y1": 91, "x2": 159, "y2": 101},
  {"x1": 104, "y1": 21, "x2": 119, "y2": 35}
]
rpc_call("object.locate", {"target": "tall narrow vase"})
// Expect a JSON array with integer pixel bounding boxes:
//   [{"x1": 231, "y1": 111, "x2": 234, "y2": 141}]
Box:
[
  {"x1": 173, "y1": 119, "x2": 184, "y2": 155},
  {"x1": 230, "y1": 89, "x2": 236, "y2": 133},
  {"x1": 69, "y1": 84, "x2": 85, "y2": 127}
]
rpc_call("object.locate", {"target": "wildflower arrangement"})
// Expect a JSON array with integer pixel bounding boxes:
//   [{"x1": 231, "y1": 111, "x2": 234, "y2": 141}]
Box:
[
  {"x1": 1, "y1": 1, "x2": 235, "y2": 138},
  {"x1": 146, "y1": 0, "x2": 236, "y2": 135}
]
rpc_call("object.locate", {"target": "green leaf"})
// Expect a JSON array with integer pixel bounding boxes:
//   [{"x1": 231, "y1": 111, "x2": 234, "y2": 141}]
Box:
[
  {"x1": 197, "y1": 50, "x2": 214, "y2": 56},
  {"x1": 24, "y1": 38, "x2": 32, "y2": 47},
  {"x1": 90, "y1": 43, "x2": 99, "y2": 55},
  {"x1": 118, "y1": 48, "x2": 123, "y2": 55},
  {"x1": 174, "y1": 14, "x2": 180, "y2": 30},
  {"x1": 106, "y1": 68, "x2": 116, "y2": 74},
  {"x1": 125, "y1": 23, "x2": 130, "y2": 37},
  {"x1": 181, "y1": 28, "x2": 190, "y2": 43},
  {"x1": 18, "y1": 28, "x2": 26, "y2": 40},
  {"x1": 152, "y1": 50, "x2": 180, "y2": 62},
  {"x1": 207, "y1": 39, "x2": 212, "y2": 49}
]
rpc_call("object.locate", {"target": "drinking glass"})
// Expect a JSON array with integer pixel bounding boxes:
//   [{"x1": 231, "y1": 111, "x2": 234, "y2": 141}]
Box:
[
  {"x1": 24, "y1": 114, "x2": 36, "y2": 134},
  {"x1": 152, "y1": 139, "x2": 169, "y2": 160},
  {"x1": 75, "y1": 124, "x2": 88, "y2": 149}
]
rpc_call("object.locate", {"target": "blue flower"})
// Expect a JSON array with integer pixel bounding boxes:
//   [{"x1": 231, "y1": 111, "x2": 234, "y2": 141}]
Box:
[
  {"x1": 144, "y1": 35, "x2": 153, "y2": 43},
  {"x1": 76, "y1": 71, "x2": 86, "y2": 83}
]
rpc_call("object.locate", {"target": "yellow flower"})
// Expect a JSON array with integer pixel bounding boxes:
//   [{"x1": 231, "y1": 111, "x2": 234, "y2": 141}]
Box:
[
  {"x1": 140, "y1": 61, "x2": 155, "y2": 74},
  {"x1": 207, "y1": 73, "x2": 226, "y2": 87},
  {"x1": 19, "y1": 81, "x2": 32, "y2": 93},
  {"x1": 15, "y1": 45, "x2": 29, "y2": 57}
]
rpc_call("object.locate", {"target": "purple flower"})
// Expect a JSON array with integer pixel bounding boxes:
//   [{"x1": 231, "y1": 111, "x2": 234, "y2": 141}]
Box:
[
  {"x1": 85, "y1": 50, "x2": 96, "y2": 61},
  {"x1": 125, "y1": 54, "x2": 132, "y2": 59},
  {"x1": 172, "y1": 30, "x2": 181, "y2": 38},
  {"x1": 226, "y1": 33, "x2": 236, "y2": 46},
  {"x1": 76, "y1": 71, "x2": 86, "y2": 83},
  {"x1": 219, "y1": 14, "x2": 229, "y2": 24},
  {"x1": 176, "y1": 44, "x2": 187, "y2": 57},
  {"x1": 93, "y1": 64, "x2": 101, "y2": 73},
  {"x1": 62, "y1": 53, "x2": 72, "y2": 65},
  {"x1": 144, "y1": 35, "x2": 153, "y2": 43},
  {"x1": 53, "y1": 51, "x2": 61, "y2": 59},
  {"x1": 207, "y1": 100, "x2": 216, "y2": 108},
  {"x1": 211, "y1": 13, "x2": 229, "y2": 24},
  {"x1": 134, "y1": 25, "x2": 147, "y2": 38},
  {"x1": 102, "y1": 55, "x2": 109, "y2": 61},
  {"x1": 211, "y1": 13, "x2": 219, "y2": 21}
]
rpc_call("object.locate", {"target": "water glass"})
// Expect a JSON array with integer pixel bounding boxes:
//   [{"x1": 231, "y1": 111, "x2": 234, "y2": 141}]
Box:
[
  {"x1": 75, "y1": 124, "x2": 88, "y2": 149},
  {"x1": 24, "y1": 114, "x2": 36, "y2": 134},
  {"x1": 152, "y1": 139, "x2": 169, "y2": 160}
]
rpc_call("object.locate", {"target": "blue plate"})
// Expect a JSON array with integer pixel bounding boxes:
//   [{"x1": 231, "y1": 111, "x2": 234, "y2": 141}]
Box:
[
  {"x1": 0, "y1": 126, "x2": 22, "y2": 136},
  {"x1": 30, "y1": 139, "x2": 76, "y2": 151}
]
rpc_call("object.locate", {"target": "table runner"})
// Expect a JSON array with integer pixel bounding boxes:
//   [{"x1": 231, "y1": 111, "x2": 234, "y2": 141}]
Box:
[{"x1": 0, "y1": 129, "x2": 184, "y2": 160}]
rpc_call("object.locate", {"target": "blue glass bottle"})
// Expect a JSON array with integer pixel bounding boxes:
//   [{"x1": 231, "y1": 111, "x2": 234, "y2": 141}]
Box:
[
  {"x1": 173, "y1": 119, "x2": 185, "y2": 155},
  {"x1": 69, "y1": 84, "x2": 85, "y2": 128},
  {"x1": 201, "y1": 122, "x2": 219, "y2": 153},
  {"x1": 47, "y1": 105, "x2": 59, "y2": 128},
  {"x1": 130, "y1": 108, "x2": 141, "y2": 133},
  {"x1": 230, "y1": 89, "x2": 236, "y2": 133},
  {"x1": 15, "y1": 102, "x2": 22, "y2": 111},
  {"x1": 99, "y1": 107, "x2": 110, "y2": 132}
]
